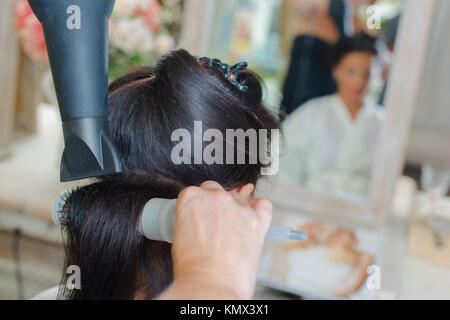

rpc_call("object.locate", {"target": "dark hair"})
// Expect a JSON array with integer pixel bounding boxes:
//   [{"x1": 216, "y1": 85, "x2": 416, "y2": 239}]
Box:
[
  {"x1": 59, "y1": 49, "x2": 280, "y2": 300},
  {"x1": 330, "y1": 32, "x2": 378, "y2": 68}
]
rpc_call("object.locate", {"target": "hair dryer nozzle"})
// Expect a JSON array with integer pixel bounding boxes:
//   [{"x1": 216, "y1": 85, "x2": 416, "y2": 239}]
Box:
[{"x1": 60, "y1": 118, "x2": 122, "y2": 182}]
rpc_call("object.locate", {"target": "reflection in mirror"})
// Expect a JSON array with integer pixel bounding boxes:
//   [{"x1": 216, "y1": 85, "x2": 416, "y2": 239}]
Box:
[
  {"x1": 209, "y1": 0, "x2": 403, "y2": 200},
  {"x1": 278, "y1": 32, "x2": 382, "y2": 197},
  {"x1": 207, "y1": 0, "x2": 408, "y2": 299},
  {"x1": 261, "y1": 213, "x2": 378, "y2": 298}
]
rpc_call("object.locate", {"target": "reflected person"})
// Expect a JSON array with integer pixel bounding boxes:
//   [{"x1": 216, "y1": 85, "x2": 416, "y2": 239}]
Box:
[{"x1": 278, "y1": 33, "x2": 384, "y2": 196}]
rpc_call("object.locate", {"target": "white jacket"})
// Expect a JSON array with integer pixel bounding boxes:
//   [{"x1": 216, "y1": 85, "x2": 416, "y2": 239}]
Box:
[{"x1": 277, "y1": 94, "x2": 385, "y2": 195}]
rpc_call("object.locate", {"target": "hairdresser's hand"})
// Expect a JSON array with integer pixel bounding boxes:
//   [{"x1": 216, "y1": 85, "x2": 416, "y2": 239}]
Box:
[{"x1": 158, "y1": 181, "x2": 272, "y2": 300}]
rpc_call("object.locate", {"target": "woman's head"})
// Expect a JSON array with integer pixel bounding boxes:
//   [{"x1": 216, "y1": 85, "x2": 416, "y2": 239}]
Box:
[
  {"x1": 331, "y1": 33, "x2": 377, "y2": 103},
  {"x1": 107, "y1": 49, "x2": 279, "y2": 188},
  {"x1": 59, "y1": 49, "x2": 279, "y2": 299}
]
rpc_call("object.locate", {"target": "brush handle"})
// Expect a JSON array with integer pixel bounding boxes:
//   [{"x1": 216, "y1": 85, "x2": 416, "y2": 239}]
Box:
[
  {"x1": 140, "y1": 198, "x2": 178, "y2": 243},
  {"x1": 53, "y1": 195, "x2": 307, "y2": 243},
  {"x1": 139, "y1": 198, "x2": 307, "y2": 243}
]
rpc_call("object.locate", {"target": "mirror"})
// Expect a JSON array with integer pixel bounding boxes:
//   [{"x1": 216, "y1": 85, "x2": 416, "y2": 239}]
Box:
[
  {"x1": 207, "y1": 0, "x2": 404, "y2": 202},
  {"x1": 190, "y1": 0, "x2": 434, "y2": 298}
]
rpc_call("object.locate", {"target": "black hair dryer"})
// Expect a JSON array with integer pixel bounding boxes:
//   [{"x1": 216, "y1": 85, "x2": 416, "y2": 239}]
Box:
[{"x1": 28, "y1": 0, "x2": 122, "y2": 182}]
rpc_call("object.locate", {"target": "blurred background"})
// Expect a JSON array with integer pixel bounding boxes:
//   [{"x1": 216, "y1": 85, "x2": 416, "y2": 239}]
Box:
[{"x1": 0, "y1": 0, "x2": 449, "y2": 299}]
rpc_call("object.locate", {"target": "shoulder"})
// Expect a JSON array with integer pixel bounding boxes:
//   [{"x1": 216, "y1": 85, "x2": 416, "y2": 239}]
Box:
[{"x1": 284, "y1": 95, "x2": 335, "y2": 130}]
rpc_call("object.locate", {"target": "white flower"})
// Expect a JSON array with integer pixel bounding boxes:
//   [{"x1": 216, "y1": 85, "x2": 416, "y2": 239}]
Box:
[
  {"x1": 136, "y1": 0, "x2": 154, "y2": 11},
  {"x1": 155, "y1": 34, "x2": 175, "y2": 55},
  {"x1": 114, "y1": 0, "x2": 154, "y2": 17},
  {"x1": 109, "y1": 18, "x2": 154, "y2": 54}
]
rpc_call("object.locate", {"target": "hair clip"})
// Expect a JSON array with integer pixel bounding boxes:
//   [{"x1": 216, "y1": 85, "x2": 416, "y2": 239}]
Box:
[{"x1": 196, "y1": 56, "x2": 249, "y2": 92}]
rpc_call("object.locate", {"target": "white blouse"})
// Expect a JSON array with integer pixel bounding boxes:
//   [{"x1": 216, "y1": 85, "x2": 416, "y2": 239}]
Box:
[{"x1": 277, "y1": 94, "x2": 385, "y2": 195}]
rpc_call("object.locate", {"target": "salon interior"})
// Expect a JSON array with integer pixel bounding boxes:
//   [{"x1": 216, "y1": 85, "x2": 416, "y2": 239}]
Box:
[{"x1": 0, "y1": 0, "x2": 450, "y2": 300}]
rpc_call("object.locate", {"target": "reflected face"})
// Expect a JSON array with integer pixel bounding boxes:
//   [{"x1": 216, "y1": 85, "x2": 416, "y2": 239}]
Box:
[{"x1": 333, "y1": 52, "x2": 374, "y2": 103}]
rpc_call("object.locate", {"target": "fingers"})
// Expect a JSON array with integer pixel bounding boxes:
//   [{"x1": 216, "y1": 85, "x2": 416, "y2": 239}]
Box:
[
  {"x1": 178, "y1": 181, "x2": 223, "y2": 206},
  {"x1": 250, "y1": 199, "x2": 273, "y2": 233},
  {"x1": 200, "y1": 180, "x2": 224, "y2": 191},
  {"x1": 229, "y1": 189, "x2": 249, "y2": 206},
  {"x1": 251, "y1": 198, "x2": 272, "y2": 216},
  {"x1": 179, "y1": 181, "x2": 272, "y2": 234},
  {"x1": 236, "y1": 183, "x2": 255, "y2": 199}
]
